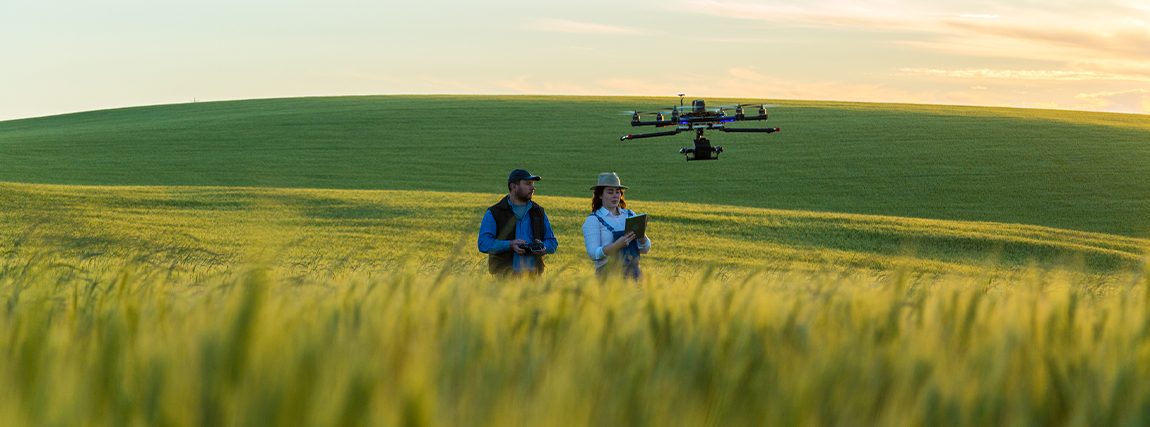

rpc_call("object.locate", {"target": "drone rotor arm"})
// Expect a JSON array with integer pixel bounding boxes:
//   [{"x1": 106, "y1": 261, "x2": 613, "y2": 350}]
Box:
[
  {"x1": 631, "y1": 120, "x2": 677, "y2": 127},
  {"x1": 620, "y1": 129, "x2": 682, "y2": 141},
  {"x1": 718, "y1": 127, "x2": 781, "y2": 133},
  {"x1": 728, "y1": 114, "x2": 768, "y2": 122}
]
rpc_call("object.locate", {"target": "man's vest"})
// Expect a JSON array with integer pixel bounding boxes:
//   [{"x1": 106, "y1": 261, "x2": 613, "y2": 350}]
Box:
[{"x1": 487, "y1": 196, "x2": 547, "y2": 275}]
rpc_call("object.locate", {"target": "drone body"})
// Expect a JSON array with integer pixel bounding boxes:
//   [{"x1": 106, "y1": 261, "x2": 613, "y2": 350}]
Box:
[{"x1": 621, "y1": 97, "x2": 780, "y2": 161}]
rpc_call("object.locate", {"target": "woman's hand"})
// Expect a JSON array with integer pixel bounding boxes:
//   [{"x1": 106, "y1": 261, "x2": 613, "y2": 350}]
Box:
[
  {"x1": 604, "y1": 232, "x2": 636, "y2": 256},
  {"x1": 637, "y1": 234, "x2": 648, "y2": 245}
]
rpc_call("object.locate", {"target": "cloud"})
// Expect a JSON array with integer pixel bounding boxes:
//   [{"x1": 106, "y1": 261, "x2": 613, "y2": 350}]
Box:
[
  {"x1": 940, "y1": 20, "x2": 1150, "y2": 60},
  {"x1": 493, "y1": 76, "x2": 603, "y2": 95},
  {"x1": 595, "y1": 78, "x2": 678, "y2": 95},
  {"x1": 494, "y1": 76, "x2": 538, "y2": 94},
  {"x1": 683, "y1": 0, "x2": 1150, "y2": 76},
  {"x1": 681, "y1": 0, "x2": 936, "y2": 30},
  {"x1": 897, "y1": 68, "x2": 1150, "y2": 82},
  {"x1": 413, "y1": 76, "x2": 484, "y2": 93},
  {"x1": 490, "y1": 68, "x2": 927, "y2": 103},
  {"x1": 580, "y1": 67, "x2": 1007, "y2": 107},
  {"x1": 344, "y1": 71, "x2": 405, "y2": 84},
  {"x1": 728, "y1": 67, "x2": 777, "y2": 83},
  {"x1": 1075, "y1": 89, "x2": 1150, "y2": 113},
  {"x1": 526, "y1": 19, "x2": 641, "y2": 35},
  {"x1": 483, "y1": 69, "x2": 1148, "y2": 114},
  {"x1": 1119, "y1": 1, "x2": 1150, "y2": 13}
]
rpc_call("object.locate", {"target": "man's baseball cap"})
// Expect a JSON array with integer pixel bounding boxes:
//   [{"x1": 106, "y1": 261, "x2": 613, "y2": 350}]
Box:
[{"x1": 508, "y1": 169, "x2": 541, "y2": 183}]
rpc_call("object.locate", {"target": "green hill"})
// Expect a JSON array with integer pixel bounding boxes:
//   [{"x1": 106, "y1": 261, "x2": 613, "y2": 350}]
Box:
[
  {"x1": 1, "y1": 96, "x2": 1148, "y2": 237},
  {"x1": 3, "y1": 97, "x2": 1150, "y2": 427}
]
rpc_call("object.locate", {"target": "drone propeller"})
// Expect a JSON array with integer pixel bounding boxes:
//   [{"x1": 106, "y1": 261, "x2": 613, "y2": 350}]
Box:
[
  {"x1": 715, "y1": 103, "x2": 777, "y2": 109},
  {"x1": 620, "y1": 110, "x2": 673, "y2": 115}
]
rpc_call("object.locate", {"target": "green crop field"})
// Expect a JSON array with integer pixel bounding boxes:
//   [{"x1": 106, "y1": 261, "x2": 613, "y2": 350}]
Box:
[
  {"x1": 0, "y1": 182, "x2": 1144, "y2": 276},
  {"x1": 2, "y1": 96, "x2": 1150, "y2": 426},
  {"x1": 1, "y1": 96, "x2": 1148, "y2": 236},
  {"x1": 1, "y1": 181, "x2": 1148, "y2": 426}
]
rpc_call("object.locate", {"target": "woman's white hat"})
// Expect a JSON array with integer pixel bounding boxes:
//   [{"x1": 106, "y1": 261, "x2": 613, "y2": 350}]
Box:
[{"x1": 590, "y1": 172, "x2": 629, "y2": 190}]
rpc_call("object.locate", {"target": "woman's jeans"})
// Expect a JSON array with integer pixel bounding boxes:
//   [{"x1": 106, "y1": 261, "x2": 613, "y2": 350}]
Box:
[{"x1": 596, "y1": 230, "x2": 642, "y2": 280}]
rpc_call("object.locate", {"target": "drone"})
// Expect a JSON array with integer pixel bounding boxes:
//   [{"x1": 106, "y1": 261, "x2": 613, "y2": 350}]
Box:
[{"x1": 621, "y1": 95, "x2": 780, "y2": 161}]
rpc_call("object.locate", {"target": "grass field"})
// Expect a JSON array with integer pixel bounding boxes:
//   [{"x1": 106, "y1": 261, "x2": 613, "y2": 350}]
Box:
[
  {"x1": 1, "y1": 182, "x2": 1149, "y2": 427},
  {"x1": 2, "y1": 182, "x2": 1144, "y2": 276},
  {"x1": 1, "y1": 96, "x2": 1148, "y2": 237},
  {"x1": 4, "y1": 255, "x2": 1150, "y2": 427}
]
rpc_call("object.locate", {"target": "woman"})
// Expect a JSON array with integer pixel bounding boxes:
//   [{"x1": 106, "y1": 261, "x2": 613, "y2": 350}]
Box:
[{"x1": 582, "y1": 172, "x2": 651, "y2": 279}]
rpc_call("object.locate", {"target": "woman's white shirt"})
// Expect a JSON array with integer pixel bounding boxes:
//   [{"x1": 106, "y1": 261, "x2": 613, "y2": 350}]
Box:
[{"x1": 582, "y1": 207, "x2": 652, "y2": 268}]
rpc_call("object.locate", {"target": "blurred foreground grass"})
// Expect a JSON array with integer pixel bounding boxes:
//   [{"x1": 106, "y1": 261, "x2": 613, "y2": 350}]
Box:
[{"x1": 3, "y1": 253, "x2": 1150, "y2": 427}]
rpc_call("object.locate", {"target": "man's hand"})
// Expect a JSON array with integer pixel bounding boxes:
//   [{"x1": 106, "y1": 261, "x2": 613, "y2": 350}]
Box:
[
  {"x1": 524, "y1": 239, "x2": 544, "y2": 254},
  {"x1": 509, "y1": 239, "x2": 528, "y2": 255}
]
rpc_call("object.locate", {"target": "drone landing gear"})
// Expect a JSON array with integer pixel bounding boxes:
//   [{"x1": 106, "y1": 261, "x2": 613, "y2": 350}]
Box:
[{"x1": 679, "y1": 130, "x2": 722, "y2": 161}]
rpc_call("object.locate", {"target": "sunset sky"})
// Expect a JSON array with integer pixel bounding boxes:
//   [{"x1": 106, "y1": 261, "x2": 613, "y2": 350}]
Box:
[{"x1": 3, "y1": 0, "x2": 1149, "y2": 120}]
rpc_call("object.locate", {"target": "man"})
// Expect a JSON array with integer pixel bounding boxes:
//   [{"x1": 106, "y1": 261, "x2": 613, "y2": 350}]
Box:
[{"x1": 477, "y1": 169, "x2": 558, "y2": 277}]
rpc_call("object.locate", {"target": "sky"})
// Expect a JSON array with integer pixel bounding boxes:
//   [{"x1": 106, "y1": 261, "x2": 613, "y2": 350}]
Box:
[{"x1": 3, "y1": 0, "x2": 1150, "y2": 121}]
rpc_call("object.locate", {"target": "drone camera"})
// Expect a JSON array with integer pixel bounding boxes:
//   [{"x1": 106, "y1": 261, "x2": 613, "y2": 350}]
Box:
[{"x1": 681, "y1": 137, "x2": 722, "y2": 161}]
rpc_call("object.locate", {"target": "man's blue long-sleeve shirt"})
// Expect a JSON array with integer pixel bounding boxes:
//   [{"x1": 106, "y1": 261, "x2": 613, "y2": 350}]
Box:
[{"x1": 477, "y1": 200, "x2": 558, "y2": 272}]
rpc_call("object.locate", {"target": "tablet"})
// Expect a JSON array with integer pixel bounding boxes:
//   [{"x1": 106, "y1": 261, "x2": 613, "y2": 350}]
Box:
[{"x1": 624, "y1": 213, "x2": 648, "y2": 238}]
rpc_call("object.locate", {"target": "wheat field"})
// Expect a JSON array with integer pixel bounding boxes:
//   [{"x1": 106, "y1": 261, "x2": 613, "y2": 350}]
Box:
[
  {"x1": 4, "y1": 251, "x2": 1150, "y2": 427},
  {"x1": 2, "y1": 182, "x2": 1149, "y2": 426}
]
